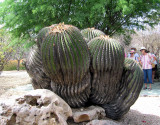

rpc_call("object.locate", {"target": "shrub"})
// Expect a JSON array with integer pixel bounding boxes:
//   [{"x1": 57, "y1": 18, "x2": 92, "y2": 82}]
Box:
[{"x1": 3, "y1": 60, "x2": 25, "y2": 71}]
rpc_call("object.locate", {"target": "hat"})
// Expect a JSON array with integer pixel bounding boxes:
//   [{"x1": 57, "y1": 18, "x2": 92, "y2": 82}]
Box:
[
  {"x1": 130, "y1": 50, "x2": 135, "y2": 53},
  {"x1": 140, "y1": 47, "x2": 147, "y2": 51},
  {"x1": 131, "y1": 47, "x2": 137, "y2": 51}
]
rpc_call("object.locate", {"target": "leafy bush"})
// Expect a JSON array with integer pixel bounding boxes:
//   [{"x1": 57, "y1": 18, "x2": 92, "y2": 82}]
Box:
[
  {"x1": 0, "y1": 42, "x2": 13, "y2": 73},
  {"x1": 3, "y1": 60, "x2": 25, "y2": 71}
]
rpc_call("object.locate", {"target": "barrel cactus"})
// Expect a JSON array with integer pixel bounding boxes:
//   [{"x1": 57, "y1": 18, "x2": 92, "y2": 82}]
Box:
[
  {"x1": 38, "y1": 23, "x2": 91, "y2": 107},
  {"x1": 25, "y1": 23, "x2": 143, "y2": 120},
  {"x1": 24, "y1": 47, "x2": 51, "y2": 90},
  {"x1": 102, "y1": 58, "x2": 143, "y2": 119},
  {"x1": 88, "y1": 35, "x2": 125, "y2": 104},
  {"x1": 81, "y1": 28, "x2": 105, "y2": 42}
]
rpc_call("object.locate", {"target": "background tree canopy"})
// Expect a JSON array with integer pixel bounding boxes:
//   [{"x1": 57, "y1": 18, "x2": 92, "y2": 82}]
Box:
[{"x1": 0, "y1": 0, "x2": 160, "y2": 47}]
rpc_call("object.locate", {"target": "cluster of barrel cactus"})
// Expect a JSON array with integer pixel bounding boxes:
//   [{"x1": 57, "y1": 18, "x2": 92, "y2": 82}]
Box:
[{"x1": 25, "y1": 23, "x2": 143, "y2": 120}]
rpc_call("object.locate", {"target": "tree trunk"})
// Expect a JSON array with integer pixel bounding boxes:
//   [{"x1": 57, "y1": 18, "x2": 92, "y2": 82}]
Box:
[{"x1": 17, "y1": 59, "x2": 20, "y2": 71}]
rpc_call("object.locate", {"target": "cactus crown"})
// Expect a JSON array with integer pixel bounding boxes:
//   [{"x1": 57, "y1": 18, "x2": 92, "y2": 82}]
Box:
[{"x1": 49, "y1": 23, "x2": 73, "y2": 33}]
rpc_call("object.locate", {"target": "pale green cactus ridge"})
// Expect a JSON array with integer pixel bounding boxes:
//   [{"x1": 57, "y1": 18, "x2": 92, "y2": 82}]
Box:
[
  {"x1": 92, "y1": 39, "x2": 102, "y2": 70},
  {"x1": 66, "y1": 28, "x2": 87, "y2": 81},
  {"x1": 71, "y1": 27, "x2": 90, "y2": 69},
  {"x1": 111, "y1": 41, "x2": 118, "y2": 70},
  {"x1": 63, "y1": 31, "x2": 74, "y2": 69},
  {"x1": 47, "y1": 35, "x2": 55, "y2": 72},
  {"x1": 42, "y1": 33, "x2": 52, "y2": 75},
  {"x1": 49, "y1": 33, "x2": 60, "y2": 83},
  {"x1": 64, "y1": 31, "x2": 78, "y2": 83},
  {"x1": 69, "y1": 29, "x2": 86, "y2": 71}
]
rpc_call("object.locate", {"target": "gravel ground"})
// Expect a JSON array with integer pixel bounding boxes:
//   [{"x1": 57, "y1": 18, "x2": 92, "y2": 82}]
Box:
[
  {"x1": 0, "y1": 71, "x2": 31, "y2": 96},
  {"x1": 120, "y1": 97, "x2": 160, "y2": 125},
  {"x1": 0, "y1": 71, "x2": 160, "y2": 125}
]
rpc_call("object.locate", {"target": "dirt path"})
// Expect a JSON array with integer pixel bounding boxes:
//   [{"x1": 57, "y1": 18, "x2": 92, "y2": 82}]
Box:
[{"x1": 0, "y1": 71, "x2": 31, "y2": 96}]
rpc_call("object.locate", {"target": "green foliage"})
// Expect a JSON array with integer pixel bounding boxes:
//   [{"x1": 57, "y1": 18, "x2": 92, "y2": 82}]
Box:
[
  {"x1": 123, "y1": 33, "x2": 132, "y2": 46},
  {"x1": 0, "y1": 0, "x2": 160, "y2": 47}
]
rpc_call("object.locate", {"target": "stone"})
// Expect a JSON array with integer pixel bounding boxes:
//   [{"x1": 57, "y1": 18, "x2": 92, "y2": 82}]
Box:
[
  {"x1": 0, "y1": 89, "x2": 72, "y2": 125},
  {"x1": 72, "y1": 106, "x2": 106, "y2": 123},
  {"x1": 86, "y1": 120, "x2": 121, "y2": 125}
]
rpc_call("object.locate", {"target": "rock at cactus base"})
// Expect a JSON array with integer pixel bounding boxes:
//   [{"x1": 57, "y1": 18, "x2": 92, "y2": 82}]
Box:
[
  {"x1": 72, "y1": 106, "x2": 106, "y2": 123},
  {"x1": 0, "y1": 89, "x2": 72, "y2": 125}
]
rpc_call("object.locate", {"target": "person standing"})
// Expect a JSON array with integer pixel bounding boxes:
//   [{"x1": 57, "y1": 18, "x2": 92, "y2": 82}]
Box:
[
  {"x1": 139, "y1": 47, "x2": 155, "y2": 90},
  {"x1": 128, "y1": 50, "x2": 136, "y2": 60},
  {"x1": 128, "y1": 47, "x2": 139, "y2": 62},
  {"x1": 151, "y1": 53, "x2": 157, "y2": 82}
]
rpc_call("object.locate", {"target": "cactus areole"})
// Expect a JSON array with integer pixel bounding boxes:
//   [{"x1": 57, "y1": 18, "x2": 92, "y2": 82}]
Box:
[{"x1": 25, "y1": 23, "x2": 143, "y2": 120}]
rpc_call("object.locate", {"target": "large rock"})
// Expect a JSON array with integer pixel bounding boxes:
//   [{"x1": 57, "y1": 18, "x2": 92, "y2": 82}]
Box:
[
  {"x1": 86, "y1": 120, "x2": 120, "y2": 125},
  {"x1": 72, "y1": 106, "x2": 106, "y2": 123},
  {"x1": 0, "y1": 89, "x2": 72, "y2": 125}
]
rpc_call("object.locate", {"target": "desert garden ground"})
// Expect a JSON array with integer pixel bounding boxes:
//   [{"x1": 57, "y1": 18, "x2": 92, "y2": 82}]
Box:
[{"x1": 0, "y1": 71, "x2": 160, "y2": 125}]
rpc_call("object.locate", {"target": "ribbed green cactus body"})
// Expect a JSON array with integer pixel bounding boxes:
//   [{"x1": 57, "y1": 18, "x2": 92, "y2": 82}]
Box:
[
  {"x1": 40, "y1": 24, "x2": 90, "y2": 84},
  {"x1": 54, "y1": 72, "x2": 91, "y2": 107},
  {"x1": 103, "y1": 58, "x2": 143, "y2": 120},
  {"x1": 88, "y1": 36, "x2": 125, "y2": 104},
  {"x1": 81, "y1": 28, "x2": 105, "y2": 42},
  {"x1": 39, "y1": 24, "x2": 91, "y2": 107},
  {"x1": 25, "y1": 47, "x2": 51, "y2": 90}
]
